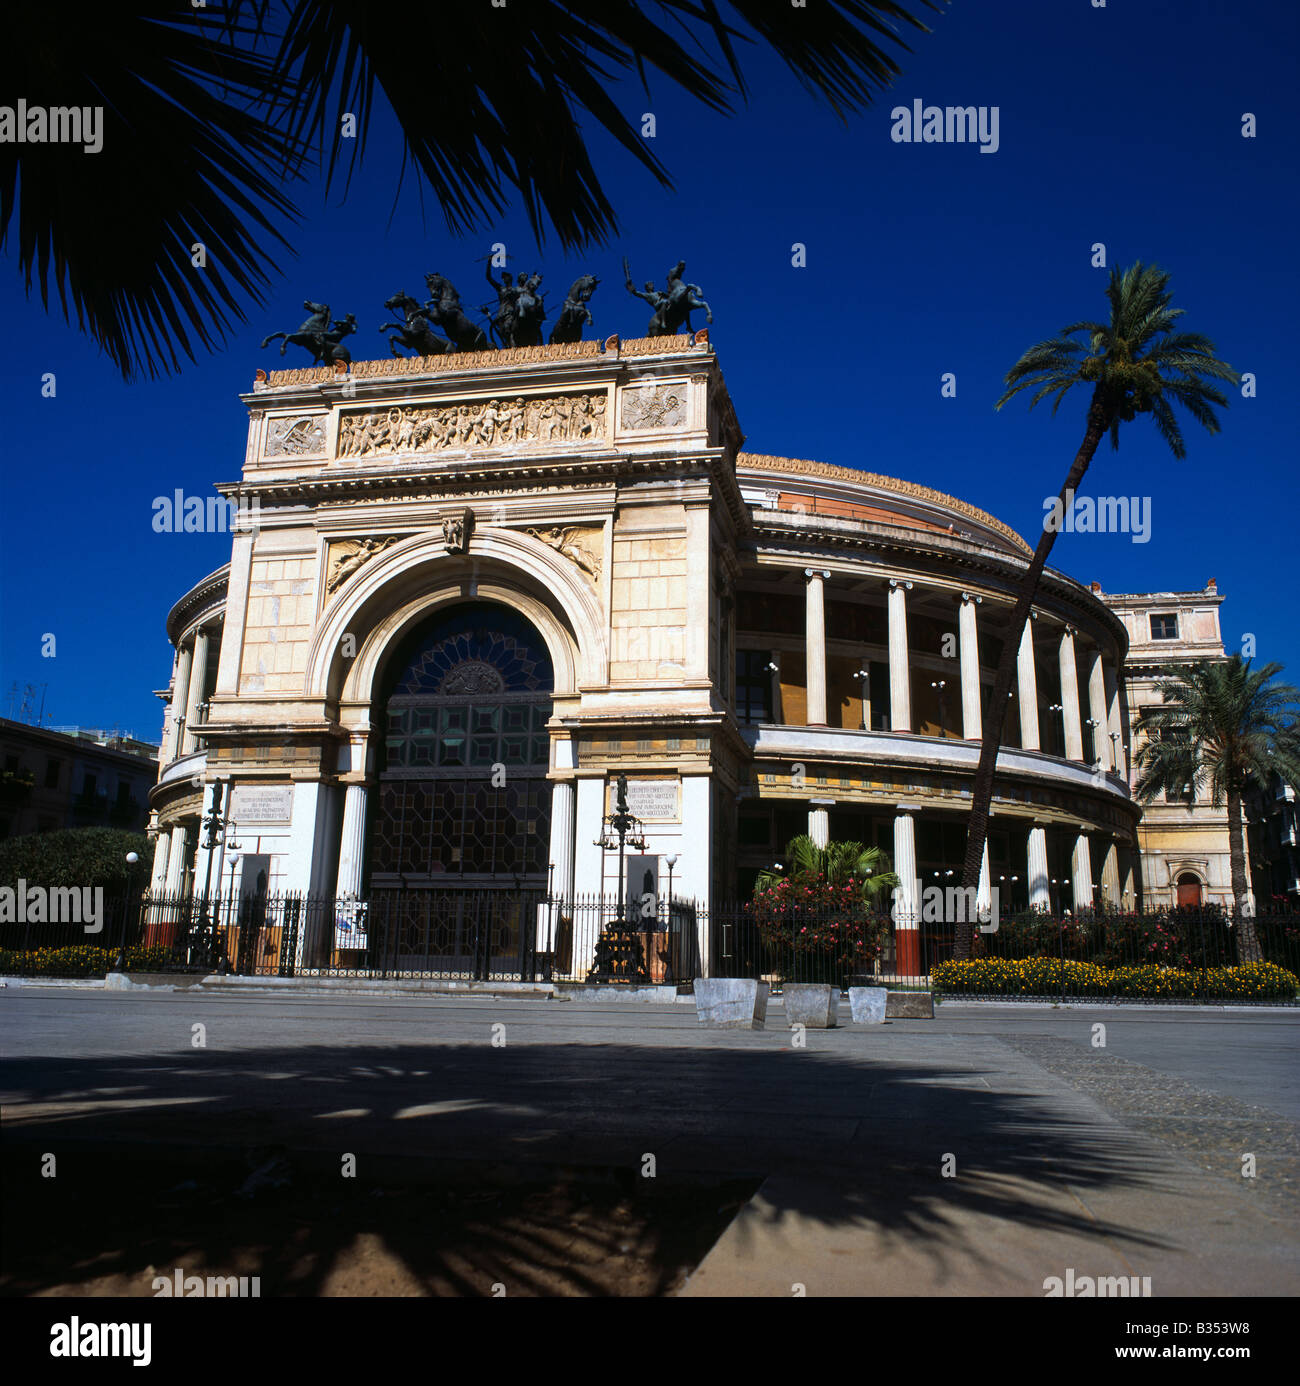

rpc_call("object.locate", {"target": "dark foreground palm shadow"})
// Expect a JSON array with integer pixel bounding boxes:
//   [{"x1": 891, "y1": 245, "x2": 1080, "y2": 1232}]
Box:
[{"x1": 1, "y1": 1037, "x2": 1175, "y2": 1295}]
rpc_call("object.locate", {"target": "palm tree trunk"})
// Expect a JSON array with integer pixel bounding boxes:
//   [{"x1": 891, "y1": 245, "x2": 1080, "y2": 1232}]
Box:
[
  {"x1": 1226, "y1": 787, "x2": 1262, "y2": 962},
  {"x1": 956, "y1": 388, "x2": 1112, "y2": 958}
]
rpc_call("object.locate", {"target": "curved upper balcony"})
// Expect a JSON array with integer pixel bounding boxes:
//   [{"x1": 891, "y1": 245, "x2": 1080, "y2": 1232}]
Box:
[{"x1": 743, "y1": 723, "x2": 1131, "y2": 805}]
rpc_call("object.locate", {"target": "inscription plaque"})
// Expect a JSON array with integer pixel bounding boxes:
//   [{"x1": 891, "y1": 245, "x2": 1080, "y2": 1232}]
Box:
[
  {"x1": 229, "y1": 784, "x2": 294, "y2": 824},
  {"x1": 611, "y1": 778, "x2": 680, "y2": 822}
]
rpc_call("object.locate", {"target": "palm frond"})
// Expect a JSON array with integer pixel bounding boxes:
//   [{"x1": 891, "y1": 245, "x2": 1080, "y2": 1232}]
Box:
[{"x1": 4, "y1": 0, "x2": 945, "y2": 377}]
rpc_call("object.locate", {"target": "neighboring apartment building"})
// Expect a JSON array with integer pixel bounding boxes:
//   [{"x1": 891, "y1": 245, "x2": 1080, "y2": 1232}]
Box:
[
  {"x1": 1247, "y1": 771, "x2": 1300, "y2": 908},
  {"x1": 0, "y1": 718, "x2": 159, "y2": 840},
  {"x1": 1099, "y1": 580, "x2": 1249, "y2": 910}
]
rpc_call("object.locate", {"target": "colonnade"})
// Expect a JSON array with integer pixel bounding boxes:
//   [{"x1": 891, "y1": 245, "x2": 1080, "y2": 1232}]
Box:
[
  {"x1": 794, "y1": 570, "x2": 1125, "y2": 774},
  {"x1": 161, "y1": 624, "x2": 216, "y2": 764}
]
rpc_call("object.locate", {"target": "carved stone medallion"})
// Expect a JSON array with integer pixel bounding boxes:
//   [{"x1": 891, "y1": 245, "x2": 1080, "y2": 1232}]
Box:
[
  {"x1": 619, "y1": 383, "x2": 687, "y2": 430},
  {"x1": 265, "y1": 415, "x2": 327, "y2": 457}
]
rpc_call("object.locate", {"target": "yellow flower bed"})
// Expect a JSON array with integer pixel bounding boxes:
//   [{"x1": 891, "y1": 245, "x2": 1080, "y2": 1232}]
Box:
[
  {"x1": 0, "y1": 945, "x2": 173, "y2": 978},
  {"x1": 933, "y1": 957, "x2": 1298, "y2": 1000}
]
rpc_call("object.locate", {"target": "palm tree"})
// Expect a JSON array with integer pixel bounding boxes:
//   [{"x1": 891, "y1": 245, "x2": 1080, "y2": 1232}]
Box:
[
  {"x1": 1132, "y1": 657, "x2": 1300, "y2": 961},
  {"x1": 756, "y1": 835, "x2": 899, "y2": 908},
  {"x1": 956, "y1": 263, "x2": 1238, "y2": 958},
  {"x1": 4, "y1": 1, "x2": 942, "y2": 378}
]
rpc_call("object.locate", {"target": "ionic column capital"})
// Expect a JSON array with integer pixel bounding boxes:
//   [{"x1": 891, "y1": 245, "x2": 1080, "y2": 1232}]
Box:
[
  {"x1": 889, "y1": 578, "x2": 913, "y2": 591},
  {"x1": 803, "y1": 567, "x2": 831, "y2": 581}
]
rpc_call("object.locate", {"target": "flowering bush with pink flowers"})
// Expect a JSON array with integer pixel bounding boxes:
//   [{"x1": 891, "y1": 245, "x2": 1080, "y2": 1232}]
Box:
[{"x1": 750, "y1": 872, "x2": 890, "y2": 983}]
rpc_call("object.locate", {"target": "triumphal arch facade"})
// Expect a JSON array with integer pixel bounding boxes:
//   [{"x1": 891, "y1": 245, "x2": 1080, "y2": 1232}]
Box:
[{"x1": 149, "y1": 335, "x2": 1140, "y2": 976}]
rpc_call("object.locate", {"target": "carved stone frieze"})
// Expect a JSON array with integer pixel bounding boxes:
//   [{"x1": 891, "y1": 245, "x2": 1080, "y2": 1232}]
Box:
[
  {"x1": 325, "y1": 536, "x2": 400, "y2": 594},
  {"x1": 336, "y1": 393, "x2": 607, "y2": 460},
  {"x1": 265, "y1": 415, "x2": 327, "y2": 457},
  {"x1": 525, "y1": 524, "x2": 603, "y2": 583},
  {"x1": 619, "y1": 383, "x2": 688, "y2": 430}
]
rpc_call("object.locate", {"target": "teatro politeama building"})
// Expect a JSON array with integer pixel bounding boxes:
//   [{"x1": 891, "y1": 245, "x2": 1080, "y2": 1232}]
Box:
[{"x1": 148, "y1": 334, "x2": 1140, "y2": 974}]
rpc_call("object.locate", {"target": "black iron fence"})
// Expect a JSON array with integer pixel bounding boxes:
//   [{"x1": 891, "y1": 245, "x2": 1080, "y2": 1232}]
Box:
[{"x1": 1, "y1": 888, "x2": 1296, "y2": 1002}]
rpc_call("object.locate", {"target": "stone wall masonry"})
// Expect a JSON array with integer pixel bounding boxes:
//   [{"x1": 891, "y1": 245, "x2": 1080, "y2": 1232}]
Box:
[
  {"x1": 240, "y1": 557, "x2": 318, "y2": 694},
  {"x1": 609, "y1": 532, "x2": 689, "y2": 680}
]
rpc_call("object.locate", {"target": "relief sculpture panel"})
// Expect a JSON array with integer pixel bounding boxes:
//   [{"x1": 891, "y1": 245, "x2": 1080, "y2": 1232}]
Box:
[
  {"x1": 336, "y1": 392, "x2": 606, "y2": 460},
  {"x1": 619, "y1": 383, "x2": 688, "y2": 431},
  {"x1": 264, "y1": 415, "x2": 327, "y2": 457}
]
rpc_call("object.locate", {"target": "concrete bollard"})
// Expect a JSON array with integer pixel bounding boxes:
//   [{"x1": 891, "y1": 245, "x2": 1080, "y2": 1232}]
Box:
[
  {"x1": 693, "y1": 978, "x2": 769, "y2": 1029},
  {"x1": 885, "y1": 990, "x2": 935, "y2": 1019},
  {"x1": 782, "y1": 982, "x2": 839, "y2": 1028},
  {"x1": 848, "y1": 986, "x2": 889, "y2": 1024}
]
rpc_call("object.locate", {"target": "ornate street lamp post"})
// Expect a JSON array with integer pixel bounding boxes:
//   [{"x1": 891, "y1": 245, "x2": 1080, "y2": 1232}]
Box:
[
  {"x1": 589, "y1": 774, "x2": 648, "y2": 982},
  {"x1": 115, "y1": 851, "x2": 140, "y2": 971},
  {"x1": 930, "y1": 679, "x2": 948, "y2": 737},
  {"x1": 854, "y1": 667, "x2": 871, "y2": 730},
  {"x1": 196, "y1": 782, "x2": 238, "y2": 970}
]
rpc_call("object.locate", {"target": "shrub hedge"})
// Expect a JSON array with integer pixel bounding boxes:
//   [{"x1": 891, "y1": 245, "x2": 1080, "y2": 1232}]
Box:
[
  {"x1": 0, "y1": 945, "x2": 173, "y2": 978},
  {"x1": 932, "y1": 957, "x2": 1298, "y2": 1001}
]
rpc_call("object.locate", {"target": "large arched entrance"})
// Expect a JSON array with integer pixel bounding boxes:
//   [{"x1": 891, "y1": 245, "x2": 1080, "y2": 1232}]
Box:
[{"x1": 366, "y1": 601, "x2": 555, "y2": 975}]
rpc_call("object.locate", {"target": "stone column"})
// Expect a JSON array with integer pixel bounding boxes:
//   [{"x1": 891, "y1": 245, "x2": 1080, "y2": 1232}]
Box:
[
  {"x1": 163, "y1": 824, "x2": 189, "y2": 896},
  {"x1": 888, "y1": 579, "x2": 912, "y2": 732},
  {"x1": 1058, "y1": 627, "x2": 1084, "y2": 762},
  {"x1": 334, "y1": 784, "x2": 369, "y2": 898},
  {"x1": 181, "y1": 627, "x2": 210, "y2": 756},
  {"x1": 1105, "y1": 660, "x2": 1126, "y2": 779},
  {"x1": 166, "y1": 644, "x2": 193, "y2": 762},
  {"x1": 1027, "y1": 826, "x2": 1051, "y2": 910},
  {"x1": 808, "y1": 800, "x2": 833, "y2": 849},
  {"x1": 1087, "y1": 650, "x2": 1110, "y2": 771},
  {"x1": 892, "y1": 810, "x2": 920, "y2": 975},
  {"x1": 1101, "y1": 840, "x2": 1121, "y2": 906},
  {"x1": 1072, "y1": 833, "x2": 1094, "y2": 910},
  {"x1": 959, "y1": 593, "x2": 982, "y2": 740},
  {"x1": 548, "y1": 780, "x2": 577, "y2": 902},
  {"x1": 571, "y1": 777, "x2": 608, "y2": 979},
  {"x1": 804, "y1": 568, "x2": 829, "y2": 727},
  {"x1": 1017, "y1": 617, "x2": 1040, "y2": 751},
  {"x1": 149, "y1": 831, "x2": 170, "y2": 895},
  {"x1": 1122, "y1": 859, "x2": 1136, "y2": 909}
]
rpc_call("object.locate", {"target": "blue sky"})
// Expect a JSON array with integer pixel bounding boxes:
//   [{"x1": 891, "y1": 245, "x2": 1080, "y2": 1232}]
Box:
[{"x1": 2, "y1": 0, "x2": 1296, "y2": 739}]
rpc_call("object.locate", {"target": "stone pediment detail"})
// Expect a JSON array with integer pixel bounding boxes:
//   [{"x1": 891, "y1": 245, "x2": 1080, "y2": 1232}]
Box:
[
  {"x1": 337, "y1": 392, "x2": 607, "y2": 461},
  {"x1": 325, "y1": 535, "x2": 401, "y2": 595},
  {"x1": 265, "y1": 415, "x2": 327, "y2": 458},
  {"x1": 524, "y1": 524, "x2": 603, "y2": 584}
]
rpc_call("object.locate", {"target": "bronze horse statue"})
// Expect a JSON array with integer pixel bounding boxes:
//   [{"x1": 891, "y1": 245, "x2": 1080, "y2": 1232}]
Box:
[
  {"x1": 622, "y1": 258, "x2": 712, "y2": 337},
  {"x1": 548, "y1": 274, "x2": 599, "y2": 344},
  {"x1": 511, "y1": 272, "x2": 547, "y2": 347},
  {"x1": 423, "y1": 273, "x2": 489, "y2": 353},
  {"x1": 261, "y1": 300, "x2": 357, "y2": 365},
  {"x1": 378, "y1": 291, "x2": 450, "y2": 357}
]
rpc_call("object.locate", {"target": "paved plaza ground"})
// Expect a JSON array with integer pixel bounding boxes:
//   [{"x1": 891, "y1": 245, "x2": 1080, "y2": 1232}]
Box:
[{"x1": 1, "y1": 985, "x2": 1297, "y2": 1296}]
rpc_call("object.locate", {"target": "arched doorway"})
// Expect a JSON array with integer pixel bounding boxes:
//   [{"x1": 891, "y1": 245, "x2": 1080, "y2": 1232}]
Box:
[
  {"x1": 371, "y1": 601, "x2": 554, "y2": 885},
  {"x1": 367, "y1": 602, "x2": 555, "y2": 975},
  {"x1": 1176, "y1": 872, "x2": 1203, "y2": 908}
]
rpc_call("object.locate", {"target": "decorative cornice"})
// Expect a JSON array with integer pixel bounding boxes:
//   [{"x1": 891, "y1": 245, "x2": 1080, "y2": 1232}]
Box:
[
  {"x1": 166, "y1": 565, "x2": 230, "y2": 646},
  {"x1": 256, "y1": 336, "x2": 712, "y2": 389},
  {"x1": 737, "y1": 453, "x2": 1030, "y2": 555}
]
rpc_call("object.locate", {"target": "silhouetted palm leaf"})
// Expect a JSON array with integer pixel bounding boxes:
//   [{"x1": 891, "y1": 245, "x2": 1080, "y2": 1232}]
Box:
[{"x1": 3, "y1": 1, "x2": 942, "y2": 378}]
